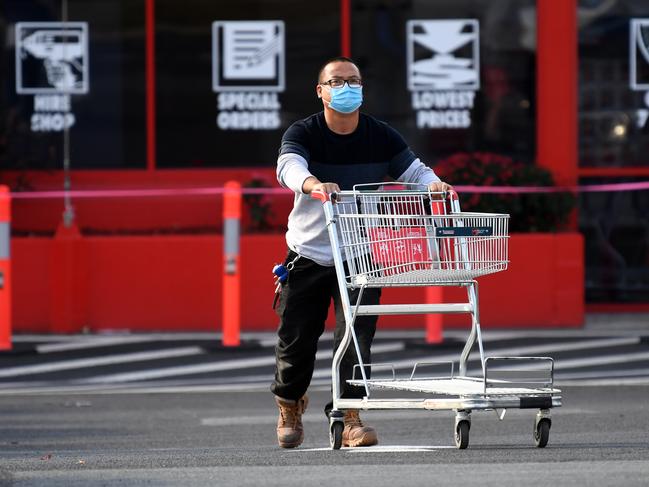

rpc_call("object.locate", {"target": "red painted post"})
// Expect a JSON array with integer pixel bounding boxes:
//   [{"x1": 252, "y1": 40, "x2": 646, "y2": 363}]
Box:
[
  {"x1": 145, "y1": 0, "x2": 157, "y2": 171},
  {"x1": 425, "y1": 287, "x2": 443, "y2": 344},
  {"x1": 340, "y1": 0, "x2": 351, "y2": 57},
  {"x1": 0, "y1": 186, "x2": 12, "y2": 350},
  {"x1": 222, "y1": 181, "x2": 241, "y2": 346},
  {"x1": 424, "y1": 196, "x2": 446, "y2": 344},
  {"x1": 537, "y1": 0, "x2": 578, "y2": 188}
]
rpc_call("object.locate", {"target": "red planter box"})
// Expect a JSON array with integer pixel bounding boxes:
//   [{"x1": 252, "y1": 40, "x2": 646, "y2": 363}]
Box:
[{"x1": 12, "y1": 232, "x2": 583, "y2": 333}]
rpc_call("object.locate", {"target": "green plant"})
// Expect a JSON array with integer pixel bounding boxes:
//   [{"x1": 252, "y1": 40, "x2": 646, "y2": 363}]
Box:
[
  {"x1": 243, "y1": 177, "x2": 275, "y2": 232},
  {"x1": 434, "y1": 152, "x2": 576, "y2": 232}
]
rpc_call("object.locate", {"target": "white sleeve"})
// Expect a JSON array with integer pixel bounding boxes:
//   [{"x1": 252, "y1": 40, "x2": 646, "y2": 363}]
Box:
[
  {"x1": 397, "y1": 158, "x2": 441, "y2": 185},
  {"x1": 276, "y1": 153, "x2": 314, "y2": 194}
]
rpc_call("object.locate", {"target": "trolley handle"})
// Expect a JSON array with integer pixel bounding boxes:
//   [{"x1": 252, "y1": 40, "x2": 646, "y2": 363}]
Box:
[
  {"x1": 312, "y1": 186, "x2": 457, "y2": 207},
  {"x1": 446, "y1": 189, "x2": 461, "y2": 213},
  {"x1": 352, "y1": 182, "x2": 426, "y2": 192},
  {"x1": 310, "y1": 189, "x2": 338, "y2": 203}
]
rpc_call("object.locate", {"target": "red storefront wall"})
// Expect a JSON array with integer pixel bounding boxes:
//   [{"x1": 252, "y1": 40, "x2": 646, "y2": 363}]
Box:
[{"x1": 12, "y1": 232, "x2": 583, "y2": 333}]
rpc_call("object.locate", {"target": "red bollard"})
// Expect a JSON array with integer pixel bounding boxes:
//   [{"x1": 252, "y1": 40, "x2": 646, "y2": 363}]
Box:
[
  {"x1": 0, "y1": 186, "x2": 12, "y2": 350},
  {"x1": 222, "y1": 181, "x2": 241, "y2": 346},
  {"x1": 425, "y1": 287, "x2": 443, "y2": 344}
]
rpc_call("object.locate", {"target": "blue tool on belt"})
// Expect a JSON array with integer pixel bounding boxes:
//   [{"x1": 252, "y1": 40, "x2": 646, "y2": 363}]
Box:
[{"x1": 272, "y1": 254, "x2": 300, "y2": 309}]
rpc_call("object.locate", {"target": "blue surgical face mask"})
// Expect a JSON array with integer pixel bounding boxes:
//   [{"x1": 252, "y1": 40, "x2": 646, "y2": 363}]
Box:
[{"x1": 327, "y1": 83, "x2": 363, "y2": 114}]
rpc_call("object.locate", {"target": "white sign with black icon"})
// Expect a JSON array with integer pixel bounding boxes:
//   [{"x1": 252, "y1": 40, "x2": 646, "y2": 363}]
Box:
[
  {"x1": 407, "y1": 19, "x2": 479, "y2": 129},
  {"x1": 212, "y1": 20, "x2": 285, "y2": 131},
  {"x1": 630, "y1": 19, "x2": 649, "y2": 129},
  {"x1": 15, "y1": 22, "x2": 89, "y2": 133},
  {"x1": 15, "y1": 22, "x2": 89, "y2": 94},
  {"x1": 630, "y1": 19, "x2": 649, "y2": 90}
]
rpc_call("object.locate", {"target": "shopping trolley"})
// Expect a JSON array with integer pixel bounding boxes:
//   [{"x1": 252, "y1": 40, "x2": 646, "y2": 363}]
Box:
[{"x1": 311, "y1": 183, "x2": 561, "y2": 450}]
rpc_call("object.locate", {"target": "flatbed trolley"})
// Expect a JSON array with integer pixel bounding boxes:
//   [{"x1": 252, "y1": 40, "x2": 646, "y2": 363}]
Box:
[{"x1": 311, "y1": 183, "x2": 561, "y2": 450}]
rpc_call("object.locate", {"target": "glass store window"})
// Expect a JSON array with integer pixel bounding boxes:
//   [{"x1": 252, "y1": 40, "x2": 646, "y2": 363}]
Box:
[
  {"x1": 155, "y1": 0, "x2": 340, "y2": 167},
  {"x1": 579, "y1": 0, "x2": 649, "y2": 168},
  {"x1": 581, "y1": 178, "x2": 649, "y2": 302},
  {"x1": 350, "y1": 0, "x2": 537, "y2": 165},
  {"x1": 578, "y1": 0, "x2": 649, "y2": 303},
  {"x1": 0, "y1": 0, "x2": 146, "y2": 170}
]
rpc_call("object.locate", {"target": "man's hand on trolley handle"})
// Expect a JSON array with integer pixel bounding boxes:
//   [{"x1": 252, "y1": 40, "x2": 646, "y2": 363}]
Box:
[
  {"x1": 302, "y1": 176, "x2": 340, "y2": 195},
  {"x1": 428, "y1": 181, "x2": 454, "y2": 194},
  {"x1": 303, "y1": 177, "x2": 452, "y2": 196}
]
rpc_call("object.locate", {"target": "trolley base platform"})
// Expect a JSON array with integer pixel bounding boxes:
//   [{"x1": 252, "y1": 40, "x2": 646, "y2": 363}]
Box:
[
  {"x1": 344, "y1": 377, "x2": 561, "y2": 411},
  {"x1": 348, "y1": 377, "x2": 560, "y2": 396}
]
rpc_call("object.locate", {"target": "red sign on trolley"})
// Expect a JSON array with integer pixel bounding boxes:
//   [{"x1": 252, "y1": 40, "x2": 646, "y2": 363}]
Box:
[{"x1": 368, "y1": 227, "x2": 430, "y2": 270}]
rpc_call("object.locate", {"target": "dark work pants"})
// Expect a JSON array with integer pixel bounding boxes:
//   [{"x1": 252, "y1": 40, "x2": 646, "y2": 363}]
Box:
[{"x1": 271, "y1": 250, "x2": 381, "y2": 414}]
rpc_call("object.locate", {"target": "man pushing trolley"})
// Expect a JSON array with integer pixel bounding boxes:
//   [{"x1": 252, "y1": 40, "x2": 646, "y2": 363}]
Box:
[{"x1": 271, "y1": 55, "x2": 560, "y2": 450}]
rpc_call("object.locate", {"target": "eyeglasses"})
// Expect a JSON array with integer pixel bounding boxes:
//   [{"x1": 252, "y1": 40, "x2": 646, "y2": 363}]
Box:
[{"x1": 320, "y1": 77, "x2": 362, "y2": 88}]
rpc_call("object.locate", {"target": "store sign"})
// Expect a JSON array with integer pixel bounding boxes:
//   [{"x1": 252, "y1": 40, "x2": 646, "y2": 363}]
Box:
[
  {"x1": 15, "y1": 22, "x2": 89, "y2": 132},
  {"x1": 630, "y1": 19, "x2": 649, "y2": 128},
  {"x1": 212, "y1": 20, "x2": 285, "y2": 130},
  {"x1": 406, "y1": 19, "x2": 479, "y2": 129}
]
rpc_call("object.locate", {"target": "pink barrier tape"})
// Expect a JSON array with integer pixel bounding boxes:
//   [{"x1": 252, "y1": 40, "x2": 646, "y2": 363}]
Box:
[
  {"x1": 455, "y1": 181, "x2": 649, "y2": 194},
  {"x1": 8, "y1": 180, "x2": 649, "y2": 199},
  {"x1": 9, "y1": 187, "x2": 292, "y2": 199}
]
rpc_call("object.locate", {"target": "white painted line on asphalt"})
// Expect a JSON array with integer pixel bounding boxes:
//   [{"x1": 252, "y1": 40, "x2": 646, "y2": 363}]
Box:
[
  {"x1": 202, "y1": 414, "x2": 324, "y2": 426},
  {"x1": 557, "y1": 368, "x2": 649, "y2": 381},
  {"x1": 309, "y1": 337, "x2": 640, "y2": 379},
  {"x1": 295, "y1": 445, "x2": 454, "y2": 452},
  {"x1": 166, "y1": 348, "x2": 649, "y2": 390},
  {"x1": 0, "y1": 382, "x2": 272, "y2": 395},
  {"x1": 257, "y1": 332, "x2": 436, "y2": 348},
  {"x1": 0, "y1": 347, "x2": 205, "y2": 378},
  {"x1": 556, "y1": 376, "x2": 649, "y2": 386},
  {"x1": 200, "y1": 409, "x2": 436, "y2": 427},
  {"x1": 443, "y1": 329, "x2": 649, "y2": 339},
  {"x1": 264, "y1": 330, "x2": 593, "y2": 347},
  {"x1": 349, "y1": 342, "x2": 405, "y2": 354},
  {"x1": 176, "y1": 338, "x2": 646, "y2": 389},
  {"x1": 555, "y1": 351, "x2": 649, "y2": 369},
  {"x1": 36, "y1": 336, "x2": 158, "y2": 353},
  {"x1": 82, "y1": 356, "x2": 277, "y2": 384},
  {"x1": 2, "y1": 336, "x2": 645, "y2": 392},
  {"x1": 255, "y1": 331, "x2": 569, "y2": 347},
  {"x1": 13, "y1": 333, "x2": 220, "y2": 342},
  {"x1": 81, "y1": 342, "x2": 405, "y2": 384},
  {"x1": 473, "y1": 350, "x2": 649, "y2": 375},
  {"x1": 11, "y1": 327, "x2": 649, "y2": 347},
  {"x1": 2, "y1": 374, "x2": 649, "y2": 395}
]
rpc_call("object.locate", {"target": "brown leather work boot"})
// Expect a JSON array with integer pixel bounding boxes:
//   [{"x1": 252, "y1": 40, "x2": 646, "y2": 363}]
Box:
[
  {"x1": 343, "y1": 409, "x2": 378, "y2": 447},
  {"x1": 275, "y1": 395, "x2": 308, "y2": 448}
]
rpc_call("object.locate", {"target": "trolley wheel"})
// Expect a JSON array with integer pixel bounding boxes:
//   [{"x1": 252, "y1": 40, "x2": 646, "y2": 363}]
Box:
[
  {"x1": 534, "y1": 418, "x2": 551, "y2": 448},
  {"x1": 330, "y1": 421, "x2": 344, "y2": 450},
  {"x1": 455, "y1": 420, "x2": 470, "y2": 449}
]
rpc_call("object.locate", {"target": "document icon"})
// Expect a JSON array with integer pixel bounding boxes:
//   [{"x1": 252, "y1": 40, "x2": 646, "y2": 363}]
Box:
[{"x1": 213, "y1": 21, "x2": 285, "y2": 92}]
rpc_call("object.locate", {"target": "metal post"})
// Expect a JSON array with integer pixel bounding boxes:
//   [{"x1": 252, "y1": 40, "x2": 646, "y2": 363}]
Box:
[
  {"x1": 222, "y1": 181, "x2": 241, "y2": 346},
  {"x1": 61, "y1": 0, "x2": 76, "y2": 228},
  {"x1": 0, "y1": 186, "x2": 12, "y2": 350}
]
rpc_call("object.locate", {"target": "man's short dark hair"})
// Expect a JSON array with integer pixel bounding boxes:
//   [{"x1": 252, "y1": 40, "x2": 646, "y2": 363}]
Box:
[{"x1": 317, "y1": 56, "x2": 360, "y2": 83}]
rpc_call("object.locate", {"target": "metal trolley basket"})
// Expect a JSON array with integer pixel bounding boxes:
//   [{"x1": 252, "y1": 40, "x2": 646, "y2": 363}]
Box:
[{"x1": 312, "y1": 183, "x2": 561, "y2": 450}]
